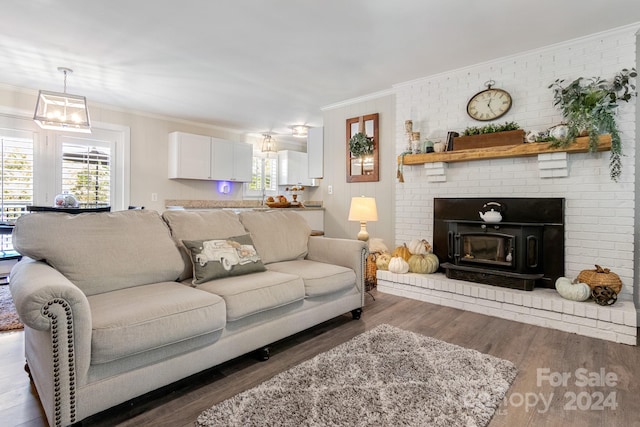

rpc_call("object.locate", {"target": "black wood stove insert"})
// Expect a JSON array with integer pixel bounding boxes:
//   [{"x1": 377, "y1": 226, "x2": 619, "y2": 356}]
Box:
[{"x1": 434, "y1": 198, "x2": 564, "y2": 291}]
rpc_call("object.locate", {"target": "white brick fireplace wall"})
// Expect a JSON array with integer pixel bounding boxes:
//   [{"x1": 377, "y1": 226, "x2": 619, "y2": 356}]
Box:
[{"x1": 385, "y1": 24, "x2": 639, "y2": 344}]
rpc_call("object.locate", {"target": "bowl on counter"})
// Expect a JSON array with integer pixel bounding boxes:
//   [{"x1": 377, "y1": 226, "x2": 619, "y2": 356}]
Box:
[{"x1": 265, "y1": 202, "x2": 291, "y2": 208}]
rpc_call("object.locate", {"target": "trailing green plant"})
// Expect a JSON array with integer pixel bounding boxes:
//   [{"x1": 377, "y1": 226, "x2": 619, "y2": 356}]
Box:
[
  {"x1": 462, "y1": 121, "x2": 520, "y2": 136},
  {"x1": 548, "y1": 68, "x2": 636, "y2": 181},
  {"x1": 349, "y1": 132, "x2": 374, "y2": 157},
  {"x1": 534, "y1": 135, "x2": 560, "y2": 143}
]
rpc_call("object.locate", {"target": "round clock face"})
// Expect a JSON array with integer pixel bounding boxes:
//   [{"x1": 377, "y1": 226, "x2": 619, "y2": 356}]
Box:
[{"x1": 466, "y1": 88, "x2": 512, "y2": 121}]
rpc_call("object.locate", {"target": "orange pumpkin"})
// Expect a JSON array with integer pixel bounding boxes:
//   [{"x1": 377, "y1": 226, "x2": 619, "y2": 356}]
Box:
[{"x1": 391, "y1": 243, "x2": 412, "y2": 261}]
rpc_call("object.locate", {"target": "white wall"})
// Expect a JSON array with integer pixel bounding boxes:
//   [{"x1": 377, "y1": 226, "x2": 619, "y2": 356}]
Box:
[
  {"x1": 320, "y1": 94, "x2": 395, "y2": 247},
  {"x1": 393, "y1": 24, "x2": 638, "y2": 304}
]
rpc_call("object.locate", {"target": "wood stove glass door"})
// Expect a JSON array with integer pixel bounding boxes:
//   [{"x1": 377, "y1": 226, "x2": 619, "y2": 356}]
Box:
[{"x1": 460, "y1": 233, "x2": 515, "y2": 268}]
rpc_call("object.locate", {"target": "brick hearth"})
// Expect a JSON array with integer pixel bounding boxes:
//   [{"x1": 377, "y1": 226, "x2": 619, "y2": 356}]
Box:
[{"x1": 377, "y1": 271, "x2": 637, "y2": 345}]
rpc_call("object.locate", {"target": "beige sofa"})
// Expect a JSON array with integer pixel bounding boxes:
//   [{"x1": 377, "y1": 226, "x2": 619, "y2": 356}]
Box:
[{"x1": 9, "y1": 209, "x2": 366, "y2": 427}]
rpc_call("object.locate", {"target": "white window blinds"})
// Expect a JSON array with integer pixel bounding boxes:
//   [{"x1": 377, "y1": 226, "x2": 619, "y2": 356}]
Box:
[
  {"x1": 246, "y1": 155, "x2": 277, "y2": 196},
  {"x1": 61, "y1": 143, "x2": 111, "y2": 207},
  {"x1": 0, "y1": 135, "x2": 33, "y2": 223}
]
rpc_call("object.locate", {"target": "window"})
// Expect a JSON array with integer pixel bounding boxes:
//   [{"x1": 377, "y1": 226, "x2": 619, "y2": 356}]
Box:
[
  {"x1": 0, "y1": 132, "x2": 33, "y2": 223},
  {"x1": 244, "y1": 153, "x2": 278, "y2": 198},
  {"x1": 61, "y1": 143, "x2": 111, "y2": 207},
  {"x1": 55, "y1": 126, "x2": 129, "y2": 211},
  {"x1": 0, "y1": 130, "x2": 33, "y2": 253}
]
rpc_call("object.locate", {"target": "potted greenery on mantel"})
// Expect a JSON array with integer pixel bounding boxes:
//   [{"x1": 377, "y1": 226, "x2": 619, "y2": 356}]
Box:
[
  {"x1": 461, "y1": 121, "x2": 521, "y2": 136},
  {"x1": 548, "y1": 68, "x2": 636, "y2": 181},
  {"x1": 454, "y1": 121, "x2": 524, "y2": 150}
]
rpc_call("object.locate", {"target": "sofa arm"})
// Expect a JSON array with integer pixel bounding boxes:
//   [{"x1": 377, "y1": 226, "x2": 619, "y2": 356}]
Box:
[
  {"x1": 10, "y1": 258, "x2": 93, "y2": 386},
  {"x1": 307, "y1": 237, "x2": 368, "y2": 295}
]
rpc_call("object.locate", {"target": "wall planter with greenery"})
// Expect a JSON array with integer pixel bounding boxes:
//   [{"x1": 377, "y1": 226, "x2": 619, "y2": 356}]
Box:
[
  {"x1": 452, "y1": 122, "x2": 524, "y2": 150},
  {"x1": 548, "y1": 68, "x2": 636, "y2": 181}
]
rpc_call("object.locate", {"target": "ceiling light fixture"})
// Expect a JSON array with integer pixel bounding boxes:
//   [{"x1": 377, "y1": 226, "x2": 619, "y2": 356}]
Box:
[
  {"x1": 33, "y1": 67, "x2": 91, "y2": 133},
  {"x1": 291, "y1": 125, "x2": 309, "y2": 138},
  {"x1": 261, "y1": 134, "x2": 276, "y2": 153}
]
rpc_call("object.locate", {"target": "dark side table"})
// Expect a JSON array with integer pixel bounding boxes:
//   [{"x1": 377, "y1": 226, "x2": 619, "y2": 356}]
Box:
[{"x1": 27, "y1": 206, "x2": 111, "y2": 214}]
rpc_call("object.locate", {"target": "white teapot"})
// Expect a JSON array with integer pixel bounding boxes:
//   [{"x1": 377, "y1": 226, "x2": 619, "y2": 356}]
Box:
[{"x1": 479, "y1": 209, "x2": 502, "y2": 223}]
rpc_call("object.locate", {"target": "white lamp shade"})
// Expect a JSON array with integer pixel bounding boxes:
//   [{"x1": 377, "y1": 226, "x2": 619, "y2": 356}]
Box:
[{"x1": 348, "y1": 196, "x2": 378, "y2": 222}]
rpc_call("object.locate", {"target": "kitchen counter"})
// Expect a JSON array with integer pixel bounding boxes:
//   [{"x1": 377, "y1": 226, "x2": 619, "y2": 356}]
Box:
[
  {"x1": 164, "y1": 199, "x2": 324, "y2": 235},
  {"x1": 164, "y1": 199, "x2": 325, "y2": 231},
  {"x1": 164, "y1": 199, "x2": 323, "y2": 210},
  {"x1": 250, "y1": 206, "x2": 324, "y2": 211}
]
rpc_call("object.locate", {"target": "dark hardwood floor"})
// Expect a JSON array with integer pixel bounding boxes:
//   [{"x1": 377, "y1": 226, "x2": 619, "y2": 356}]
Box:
[{"x1": 2, "y1": 290, "x2": 639, "y2": 427}]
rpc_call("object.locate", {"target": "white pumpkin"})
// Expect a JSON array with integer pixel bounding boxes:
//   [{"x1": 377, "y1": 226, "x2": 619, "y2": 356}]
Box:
[
  {"x1": 555, "y1": 277, "x2": 591, "y2": 302},
  {"x1": 408, "y1": 253, "x2": 439, "y2": 274},
  {"x1": 375, "y1": 253, "x2": 391, "y2": 271},
  {"x1": 388, "y1": 256, "x2": 410, "y2": 274},
  {"x1": 408, "y1": 238, "x2": 432, "y2": 255}
]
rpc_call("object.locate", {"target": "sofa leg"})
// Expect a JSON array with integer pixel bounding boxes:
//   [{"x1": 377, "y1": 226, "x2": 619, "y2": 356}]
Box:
[
  {"x1": 255, "y1": 346, "x2": 270, "y2": 361},
  {"x1": 24, "y1": 361, "x2": 33, "y2": 382},
  {"x1": 351, "y1": 308, "x2": 362, "y2": 320}
]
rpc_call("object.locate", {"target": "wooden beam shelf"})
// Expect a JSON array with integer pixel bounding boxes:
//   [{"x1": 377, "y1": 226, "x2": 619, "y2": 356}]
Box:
[{"x1": 398, "y1": 135, "x2": 612, "y2": 165}]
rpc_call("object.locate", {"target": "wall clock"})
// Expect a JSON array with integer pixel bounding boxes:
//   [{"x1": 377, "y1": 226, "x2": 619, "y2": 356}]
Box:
[{"x1": 466, "y1": 80, "x2": 512, "y2": 121}]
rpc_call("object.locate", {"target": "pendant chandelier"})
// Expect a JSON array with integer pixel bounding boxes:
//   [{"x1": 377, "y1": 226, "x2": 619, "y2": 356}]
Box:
[
  {"x1": 261, "y1": 134, "x2": 276, "y2": 153},
  {"x1": 33, "y1": 67, "x2": 91, "y2": 133}
]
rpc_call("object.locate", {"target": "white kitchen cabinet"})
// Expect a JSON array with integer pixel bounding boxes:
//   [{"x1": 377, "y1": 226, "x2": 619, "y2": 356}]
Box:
[
  {"x1": 231, "y1": 140, "x2": 253, "y2": 182},
  {"x1": 168, "y1": 132, "x2": 211, "y2": 179},
  {"x1": 169, "y1": 132, "x2": 253, "y2": 181},
  {"x1": 278, "y1": 150, "x2": 314, "y2": 186},
  {"x1": 307, "y1": 127, "x2": 323, "y2": 179},
  {"x1": 209, "y1": 137, "x2": 253, "y2": 182}
]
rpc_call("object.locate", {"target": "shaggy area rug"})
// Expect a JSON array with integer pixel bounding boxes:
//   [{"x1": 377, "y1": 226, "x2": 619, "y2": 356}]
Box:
[
  {"x1": 195, "y1": 324, "x2": 517, "y2": 427},
  {"x1": 0, "y1": 284, "x2": 23, "y2": 331}
]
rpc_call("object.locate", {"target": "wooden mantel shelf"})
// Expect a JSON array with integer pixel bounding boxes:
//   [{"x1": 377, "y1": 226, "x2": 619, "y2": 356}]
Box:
[{"x1": 398, "y1": 134, "x2": 612, "y2": 165}]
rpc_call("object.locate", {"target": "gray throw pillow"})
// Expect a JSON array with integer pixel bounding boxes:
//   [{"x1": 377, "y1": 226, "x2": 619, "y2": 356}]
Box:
[{"x1": 183, "y1": 234, "x2": 266, "y2": 285}]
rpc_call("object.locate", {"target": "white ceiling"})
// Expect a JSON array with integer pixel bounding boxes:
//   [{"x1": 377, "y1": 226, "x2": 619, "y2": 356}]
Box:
[{"x1": 2, "y1": 1, "x2": 640, "y2": 139}]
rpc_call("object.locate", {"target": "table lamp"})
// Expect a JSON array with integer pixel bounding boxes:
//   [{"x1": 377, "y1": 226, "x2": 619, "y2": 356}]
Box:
[{"x1": 348, "y1": 196, "x2": 378, "y2": 241}]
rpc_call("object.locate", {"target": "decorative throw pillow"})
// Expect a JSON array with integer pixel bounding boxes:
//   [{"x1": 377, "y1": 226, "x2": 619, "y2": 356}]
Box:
[{"x1": 182, "y1": 234, "x2": 266, "y2": 285}]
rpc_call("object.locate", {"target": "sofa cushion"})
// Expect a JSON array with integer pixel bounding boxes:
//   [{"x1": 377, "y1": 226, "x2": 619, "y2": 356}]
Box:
[
  {"x1": 183, "y1": 234, "x2": 266, "y2": 284},
  {"x1": 238, "y1": 211, "x2": 311, "y2": 264},
  {"x1": 266, "y1": 260, "x2": 356, "y2": 297},
  {"x1": 12, "y1": 210, "x2": 184, "y2": 296},
  {"x1": 88, "y1": 282, "x2": 226, "y2": 364},
  {"x1": 162, "y1": 210, "x2": 248, "y2": 280},
  {"x1": 196, "y1": 270, "x2": 304, "y2": 321}
]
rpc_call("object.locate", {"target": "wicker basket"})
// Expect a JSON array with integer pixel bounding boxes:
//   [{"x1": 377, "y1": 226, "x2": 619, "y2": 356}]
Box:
[
  {"x1": 266, "y1": 202, "x2": 291, "y2": 208},
  {"x1": 577, "y1": 265, "x2": 622, "y2": 294},
  {"x1": 365, "y1": 253, "x2": 378, "y2": 292}
]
